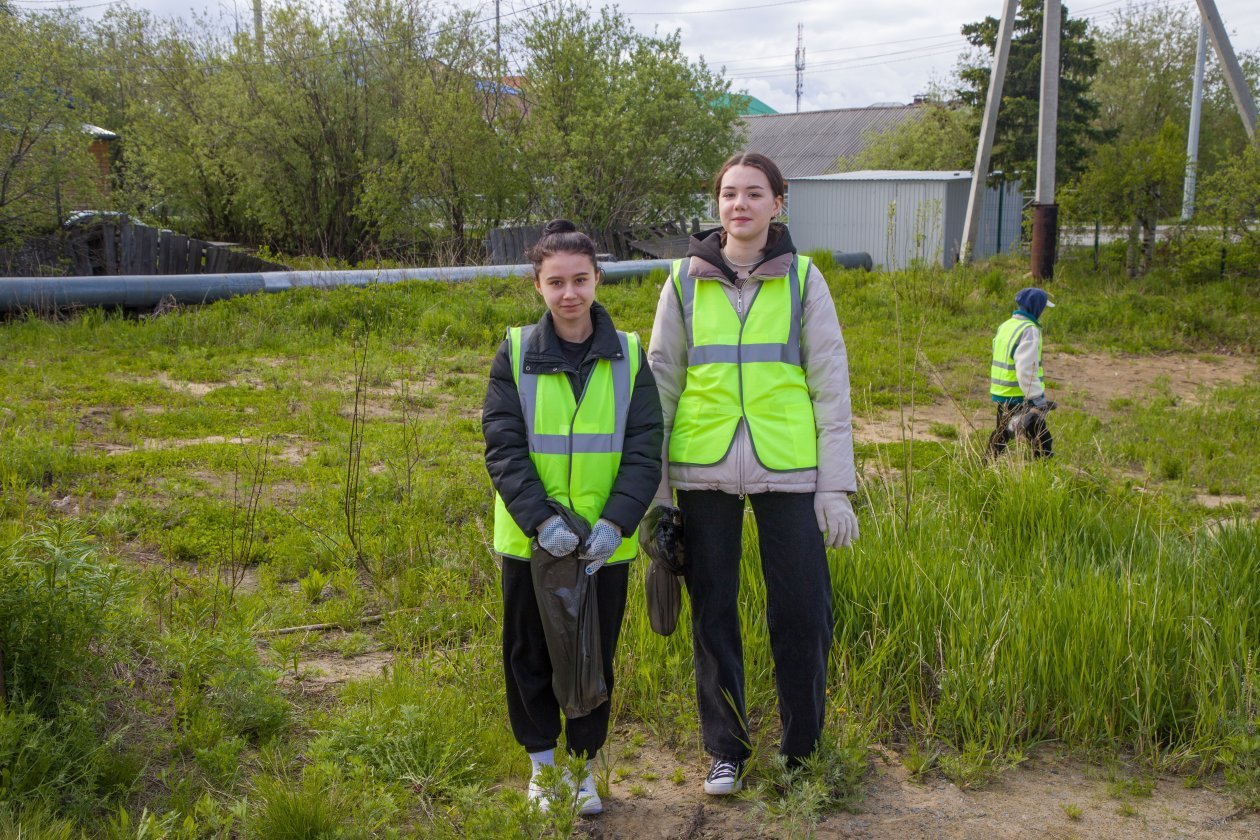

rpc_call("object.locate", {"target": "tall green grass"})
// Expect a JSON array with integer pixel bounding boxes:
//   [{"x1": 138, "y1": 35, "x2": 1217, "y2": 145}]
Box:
[{"x1": 0, "y1": 247, "x2": 1257, "y2": 832}]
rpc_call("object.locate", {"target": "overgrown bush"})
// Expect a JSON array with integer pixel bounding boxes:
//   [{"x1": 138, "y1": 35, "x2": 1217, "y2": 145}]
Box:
[{"x1": 0, "y1": 523, "x2": 132, "y2": 714}]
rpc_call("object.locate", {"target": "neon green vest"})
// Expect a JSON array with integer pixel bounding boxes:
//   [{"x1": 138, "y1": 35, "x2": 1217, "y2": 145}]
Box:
[
  {"x1": 668, "y1": 255, "x2": 818, "y2": 471},
  {"x1": 492, "y1": 325, "x2": 641, "y2": 562},
  {"x1": 990, "y1": 316, "x2": 1042, "y2": 401}
]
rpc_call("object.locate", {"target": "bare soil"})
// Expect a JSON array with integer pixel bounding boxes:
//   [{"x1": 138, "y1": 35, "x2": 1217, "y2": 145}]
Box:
[
  {"x1": 856, "y1": 351, "x2": 1256, "y2": 445},
  {"x1": 585, "y1": 741, "x2": 1257, "y2": 839}
]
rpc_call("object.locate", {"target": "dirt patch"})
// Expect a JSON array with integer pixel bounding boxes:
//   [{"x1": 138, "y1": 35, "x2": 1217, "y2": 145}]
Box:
[
  {"x1": 273, "y1": 650, "x2": 394, "y2": 694},
  {"x1": 587, "y1": 741, "x2": 1256, "y2": 839},
  {"x1": 90, "y1": 433, "x2": 313, "y2": 465},
  {"x1": 1196, "y1": 494, "x2": 1248, "y2": 509},
  {"x1": 857, "y1": 352, "x2": 1256, "y2": 445},
  {"x1": 856, "y1": 401, "x2": 989, "y2": 446},
  {"x1": 1051, "y1": 352, "x2": 1254, "y2": 409},
  {"x1": 155, "y1": 372, "x2": 224, "y2": 397}
]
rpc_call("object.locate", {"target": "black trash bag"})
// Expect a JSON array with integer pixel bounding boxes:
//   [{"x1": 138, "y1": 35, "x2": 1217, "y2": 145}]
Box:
[
  {"x1": 638, "y1": 504, "x2": 685, "y2": 636},
  {"x1": 529, "y1": 503, "x2": 607, "y2": 718}
]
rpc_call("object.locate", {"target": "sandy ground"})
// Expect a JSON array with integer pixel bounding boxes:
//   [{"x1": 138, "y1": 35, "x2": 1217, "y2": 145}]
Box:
[
  {"x1": 584, "y1": 741, "x2": 1257, "y2": 839},
  {"x1": 856, "y1": 351, "x2": 1256, "y2": 445}
]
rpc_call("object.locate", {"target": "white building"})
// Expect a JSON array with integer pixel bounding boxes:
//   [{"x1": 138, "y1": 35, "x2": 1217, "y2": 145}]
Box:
[{"x1": 786, "y1": 170, "x2": 1024, "y2": 270}]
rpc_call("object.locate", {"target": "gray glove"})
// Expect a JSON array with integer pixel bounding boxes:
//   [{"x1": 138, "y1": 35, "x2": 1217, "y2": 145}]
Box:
[
  {"x1": 814, "y1": 491, "x2": 858, "y2": 550},
  {"x1": 536, "y1": 514, "x2": 579, "y2": 558},
  {"x1": 579, "y1": 518, "x2": 622, "y2": 574},
  {"x1": 1029, "y1": 395, "x2": 1048, "y2": 409}
]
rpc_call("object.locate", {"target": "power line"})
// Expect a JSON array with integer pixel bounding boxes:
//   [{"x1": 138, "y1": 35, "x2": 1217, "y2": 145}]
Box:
[
  {"x1": 625, "y1": 0, "x2": 809, "y2": 14},
  {"x1": 721, "y1": 0, "x2": 1195, "y2": 81}
]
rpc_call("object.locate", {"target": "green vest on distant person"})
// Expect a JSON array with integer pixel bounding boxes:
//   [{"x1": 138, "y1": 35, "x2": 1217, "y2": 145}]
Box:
[
  {"x1": 990, "y1": 316, "x2": 1042, "y2": 402},
  {"x1": 492, "y1": 324, "x2": 641, "y2": 562},
  {"x1": 667, "y1": 255, "x2": 817, "y2": 471}
]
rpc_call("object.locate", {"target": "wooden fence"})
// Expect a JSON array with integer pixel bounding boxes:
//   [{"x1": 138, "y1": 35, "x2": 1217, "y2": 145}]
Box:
[
  {"x1": 484, "y1": 219, "x2": 696, "y2": 264},
  {"x1": 58, "y1": 217, "x2": 288, "y2": 276}
]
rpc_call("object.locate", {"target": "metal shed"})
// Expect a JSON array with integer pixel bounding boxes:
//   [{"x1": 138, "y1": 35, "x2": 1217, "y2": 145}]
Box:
[{"x1": 786, "y1": 170, "x2": 1023, "y2": 269}]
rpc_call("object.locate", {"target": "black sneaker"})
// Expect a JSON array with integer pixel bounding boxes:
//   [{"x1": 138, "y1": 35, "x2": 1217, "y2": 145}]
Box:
[{"x1": 703, "y1": 758, "x2": 744, "y2": 795}]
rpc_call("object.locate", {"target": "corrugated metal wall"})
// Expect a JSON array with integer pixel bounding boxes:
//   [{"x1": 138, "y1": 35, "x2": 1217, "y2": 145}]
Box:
[
  {"x1": 976, "y1": 181, "x2": 1025, "y2": 260},
  {"x1": 788, "y1": 175, "x2": 1024, "y2": 270}
]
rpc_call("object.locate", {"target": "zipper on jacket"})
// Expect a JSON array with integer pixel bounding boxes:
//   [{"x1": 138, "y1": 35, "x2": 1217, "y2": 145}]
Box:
[
  {"x1": 565, "y1": 357, "x2": 597, "y2": 513},
  {"x1": 735, "y1": 283, "x2": 746, "y2": 499}
]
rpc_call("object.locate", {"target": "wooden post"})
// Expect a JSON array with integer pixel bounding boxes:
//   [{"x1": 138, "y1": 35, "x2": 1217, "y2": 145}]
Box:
[
  {"x1": 120, "y1": 218, "x2": 135, "y2": 274},
  {"x1": 102, "y1": 223, "x2": 118, "y2": 274}
]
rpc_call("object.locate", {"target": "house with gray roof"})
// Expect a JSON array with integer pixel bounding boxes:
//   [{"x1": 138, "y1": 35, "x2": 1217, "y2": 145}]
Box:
[{"x1": 740, "y1": 103, "x2": 923, "y2": 178}]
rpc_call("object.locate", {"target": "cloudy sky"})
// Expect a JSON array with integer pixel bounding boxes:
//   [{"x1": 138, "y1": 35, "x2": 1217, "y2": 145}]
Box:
[{"x1": 63, "y1": 0, "x2": 1260, "y2": 112}]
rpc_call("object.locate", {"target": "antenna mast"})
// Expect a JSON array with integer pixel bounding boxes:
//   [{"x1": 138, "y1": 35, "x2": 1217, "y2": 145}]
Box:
[{"x1": 795, "y1": 23, "x2": 805, "y2": 113}]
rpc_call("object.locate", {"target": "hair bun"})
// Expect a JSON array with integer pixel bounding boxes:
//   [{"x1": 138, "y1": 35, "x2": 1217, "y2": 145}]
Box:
[{"x1": 541, "y1": 219, "x2": 578, "y2": 236}]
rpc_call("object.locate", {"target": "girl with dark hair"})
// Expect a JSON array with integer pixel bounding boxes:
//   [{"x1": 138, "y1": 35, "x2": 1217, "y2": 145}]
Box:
[
  {"x1": 482, "y1": 220, "x2": 663, "y2": 814},
  {"x1": 648, "y1": 153, "x2": 858, "y2": 794}
]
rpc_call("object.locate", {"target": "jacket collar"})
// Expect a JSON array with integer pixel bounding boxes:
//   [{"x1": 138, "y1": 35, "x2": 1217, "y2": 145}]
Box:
[
  {"x1": 1012, "y1": 310, "x2": 1041, "y2": 328},
  {"x1": 684, "y1": 223, "x2": 798, "y2": 284},
  {"x1": 522, "y1": 301, "x2": 623, "y2": 374}
]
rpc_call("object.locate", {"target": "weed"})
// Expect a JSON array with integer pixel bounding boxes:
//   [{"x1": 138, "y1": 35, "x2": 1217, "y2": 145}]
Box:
[
  {"x1": 901, "y1": 741, "x2": 940, "y2": 778},
  {"x1": 250, "y1": 771, "x2": 346, "y2": 840},
  {"x1": 1063, "y1": 802, "x2": 1083, "y2": 820}
]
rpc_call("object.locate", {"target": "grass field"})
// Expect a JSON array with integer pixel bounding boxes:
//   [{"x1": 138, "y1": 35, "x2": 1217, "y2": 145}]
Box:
[{"x1": 0, "y1": 243, "x2": 1257, "y2": 837}]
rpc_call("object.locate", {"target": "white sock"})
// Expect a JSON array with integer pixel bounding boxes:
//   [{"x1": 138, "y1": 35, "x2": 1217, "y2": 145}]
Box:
[{"x1": 529, "y1": 749, "x2": 555, "y2": 774}]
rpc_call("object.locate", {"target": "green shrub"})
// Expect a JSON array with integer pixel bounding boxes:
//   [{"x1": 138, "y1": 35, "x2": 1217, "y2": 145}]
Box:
[
  {"x1": 0, "y1": 523, "x2": 132, "y2": 714},
  {"x1": 0, "y1": 703, "x2": 108, "y2": 810}
]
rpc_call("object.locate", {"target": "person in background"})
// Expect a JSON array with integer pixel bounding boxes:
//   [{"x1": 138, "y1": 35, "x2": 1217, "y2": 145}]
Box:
[
  {"x1": 648, "y1": 153, "x2": 858, "y2": 796},
  {"x1": 987, "y1": 286, "x2": 1055, "y2": 459},
  {"x1": 483, "y1": 220, "x2": 663, "y2": 815}
]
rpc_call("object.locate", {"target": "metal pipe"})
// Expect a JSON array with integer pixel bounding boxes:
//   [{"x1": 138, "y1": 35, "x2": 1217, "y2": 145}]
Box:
[{"x1": 0, "y1": 252, "x2": 872, "y2": 313}]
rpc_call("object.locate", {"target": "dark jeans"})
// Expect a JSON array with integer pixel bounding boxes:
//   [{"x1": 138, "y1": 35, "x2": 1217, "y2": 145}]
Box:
[
  {"x1": 678, "y1": 489, "x2": 834, "y2": 761},
  {"x1": 501, "y1": 556, "x2": 628, "y2": 758},
  {"x1": 987, "y1": 401, "x2": 1053, "y2": 459}
]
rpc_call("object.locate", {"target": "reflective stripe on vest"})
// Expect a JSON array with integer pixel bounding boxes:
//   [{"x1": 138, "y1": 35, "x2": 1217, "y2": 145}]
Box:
[
  {"x1": 492, "y1": 325, "x2": 641, "y2": 562},
  {"x1": 990, "y1": 316, "x2": 1042, "y2": 399},
  {"x1": 668, "y1": 255, "x2": 818, "y2": 471}
]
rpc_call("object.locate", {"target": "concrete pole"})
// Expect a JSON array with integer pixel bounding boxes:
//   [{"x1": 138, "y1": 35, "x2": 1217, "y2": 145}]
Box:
[
  {"x1": 1181, "y1": 20, "x2": 1208, "y2": 221},
  {"x1": 1030, "y1": 0, "x2": 1061, "y2": 280},
  {"x1": 253, "y1": 0, "x2": 263, "y2": 53},
  {"x1": 1193, "y1": 0, "x2": 1257, "y2": 140},
  {"x1": 960, "y1": 0, "x2": 1019, "y2": 265}
]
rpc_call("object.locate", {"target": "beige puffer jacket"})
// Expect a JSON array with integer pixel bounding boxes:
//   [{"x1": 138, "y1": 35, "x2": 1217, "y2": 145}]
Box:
[{"x1": 647, "y1": 233, "x2": 856, "y2": 498}]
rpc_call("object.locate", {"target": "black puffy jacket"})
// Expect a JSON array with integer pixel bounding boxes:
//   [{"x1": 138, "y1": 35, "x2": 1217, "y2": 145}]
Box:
[{"x1": 482, "y1": 301, "x2": 663, "y2": 540}]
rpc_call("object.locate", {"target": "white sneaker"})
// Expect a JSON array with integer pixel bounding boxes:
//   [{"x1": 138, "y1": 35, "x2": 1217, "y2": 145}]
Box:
[
  {"x1": 703, "y1": 758, "x2": 744, "y2": 795},
  {"x1": 527, "y1": 768, "x2": 550, "y2": 813},
  {"x1": 576, "y1": 771, "x2": 603, "y2": 816}
]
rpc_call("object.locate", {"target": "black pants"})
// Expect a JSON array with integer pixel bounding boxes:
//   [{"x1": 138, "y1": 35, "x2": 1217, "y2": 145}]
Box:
[
  {"x1": 678, "y1": 490, "x2": 834, "y2": 761},
  {"x1": 987, "y1": 402, "x2": 1053, "y2": 459},
  {"x1": 501, "y1": 556, "x2": 629, "y2": 758}
]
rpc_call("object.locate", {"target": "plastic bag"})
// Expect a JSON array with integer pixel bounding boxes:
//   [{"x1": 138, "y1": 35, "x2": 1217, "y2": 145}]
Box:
[
  {"x1": 638, "y1": 505, "x2": 685, "y2": 636},
  {"x1": 530, "y1": 504, "x2": 607, "y2": 718}
]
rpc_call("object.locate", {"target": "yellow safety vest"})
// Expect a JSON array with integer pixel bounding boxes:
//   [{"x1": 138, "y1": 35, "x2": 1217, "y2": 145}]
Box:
[
  {"x1": 990, "y1": 315, "x2": 1042, "y2": 401},
  {"x1": 668, "y1": 255, "x2": 818, "y2": 471},
  {"x1": 492, "y1": 324, "x2": 641, "y2": 562}
]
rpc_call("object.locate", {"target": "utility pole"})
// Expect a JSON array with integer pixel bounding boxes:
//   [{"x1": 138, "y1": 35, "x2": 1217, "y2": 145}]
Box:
[
  {"x1": 960, "y1": 0, "x2": 1019, "y2": 265},
  {"x1": 496, "y1": 0, "x2": 501, "y2": 63},
  {"x1": 1193, "y1": 0, "x2": 1257, "y2": 140},
  {"x1": 253, "y1": 0, "x2": 263, "y2": 53},
  {"x1": 795, "y1": 23, "x2": 805, "y2": 113},
  {"x1": 1182, "y1": 20, "x2": 1208, "y2": 221},
  {"x1": 1030, "y1": 0, "x2": 1061, "y2": 280}
]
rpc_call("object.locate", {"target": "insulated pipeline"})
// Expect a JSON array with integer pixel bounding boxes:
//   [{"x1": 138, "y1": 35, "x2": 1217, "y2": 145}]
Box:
[{"x1": 0, "y1": 252, "x2": 872, "y2": 313}]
